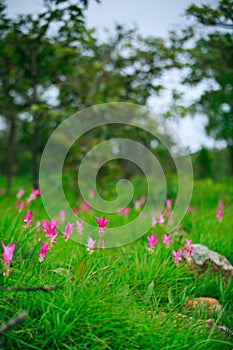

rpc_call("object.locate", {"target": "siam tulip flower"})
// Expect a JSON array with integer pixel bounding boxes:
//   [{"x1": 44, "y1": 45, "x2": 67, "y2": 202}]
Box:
[
  {"x1": 76, "y1": 219, "x2": 84, "y2": 233},
  {"x1": 186, "y1": 206, "x2": 193, "y2": 213},
  {"x1": 151, "y1": 217, "x2": 157, "y2": 227},
  {"x1": 38, "y1": 241, "x2": 49, "y2": 262},
  {"x1": 218, "y1": 200, "x2": 224, "y2": 209},
  {"x1": 42, "y1": 219, "x2": 58, "y2": 245},
  {"x1": 27, "y1": 188, "x2": 40, "y2": 203},
  {"x1": 62, "y1": 222, "x2": 73, "y2": 241},
  {"x1": 0, "y1": 188, "x2": 6, "y2": 195},
  {"x1": 183, "y1": 246, "x2": 193, "y2": 261},
  {"x1": 147, "y1": 233, "x2": 158, "y2": 253},
  {"x1": 122, "y1": 207, "x2": 130, "y2": 217},
  {"x1": 81, "y1": 201, "x2": 91, "y2": 212},
  {"x1": 162, "y1": 234, "x2": 172, "y2": 246},
  {"x1": 216, "y1": 199, "x2": 224, "y2": 222},
  {"x1": 117, "y1": 207, "x2": 130, "y2": 217},
  {"x1": 59, "y1": 210, "x2": 66, "y2": 222},
  {"x1": 134, "y1": 200, "x2": 142, "y2": 210},
  {"x1": 19, "y1": 201, "x2": 25, "y2": 212},
  {"x1": 95, "y1": 215, "x2": 110, "y2": 234},
  {"x1": 158, "y1": 213, "x2": 165, "y2": 224},
  {"x1": 87, "y1": 237, "x2": 96, "y2": 254},
  {"x1": 16, "y1": 188, "x2": 24, "y2": 199},
  {"x1": 185, "y1": 239, "x2": 192, "y2": 250},
  {"x1": 51, "y1": 218, "x2": 58, "y2": 226},
  {"x1": 1, "y1": 242, "x2": 16, "y2": 276},
  {"x1": 172, "y1": 249, "x2": 182, "y2": 266},
  {"x1": 23, "y1": 209, "x2": 33, "y2": 227},
  {"x1": 2, "y1": 242, "x2": 16, "y2": 264},
  {"x1": 15, "y1": 200, "x2": 25, "y2": 212},
  {"x1": 117, "y1": 208, "x2": 122, "y2": 215},
  {"x1": 140, "y1": 196, "x2": 147, "y2": 204},
  {"x1": 89, "y1": 188, "x2": 96, "y2": 198},
  {"x1": 73, "y1": 208, "x2": 79, "y2": 215},
  {"x1": 166, "y1": 198, "x2": 172, "y2": 209},
  {"x1": 216, "y1": 208, "x2": 223, "y2": 222}
]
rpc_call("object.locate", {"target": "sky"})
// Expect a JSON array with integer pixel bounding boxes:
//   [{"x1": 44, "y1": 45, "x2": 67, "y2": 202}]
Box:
[{"x1": 6, "y1": 0, "x2": 222, "y2": 152}]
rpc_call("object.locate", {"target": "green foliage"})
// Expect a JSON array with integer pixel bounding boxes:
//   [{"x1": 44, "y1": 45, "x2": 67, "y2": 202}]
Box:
[
  {"x1": 166, "y1": 0, "x2": 233, "y2": 172},
  {"x1": 0, "y1": 1, "x2": 174, "y2": 187}
]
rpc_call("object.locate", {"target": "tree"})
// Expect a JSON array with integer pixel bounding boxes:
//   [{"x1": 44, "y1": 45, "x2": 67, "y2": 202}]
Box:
[
  {"x1": 0, "y1": 1, "x2": 175, "y2": 187},
  {"x1": 167, "y1": 0, "x2": 233, "y2": 173},
  {"x1": 58, "y1": 24, "x2": 176, "y2": 179},
  {"x1": 0, "y1": 0, "x2": 98, "y2": 187}
]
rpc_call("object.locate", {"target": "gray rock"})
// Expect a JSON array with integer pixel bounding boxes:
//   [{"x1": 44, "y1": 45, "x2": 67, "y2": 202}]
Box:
[{"x1": 190, "y1": 244, "x2": 233, "y2": 281}]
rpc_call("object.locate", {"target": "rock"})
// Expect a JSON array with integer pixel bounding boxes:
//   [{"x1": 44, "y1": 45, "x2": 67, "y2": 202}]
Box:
[
  {"x1": 186, "y1": 297, "x2": 222, "y2": 314},
  {"x1": 205, "y1": 319, "x2": 233, "y2": 338},
  {"x1": 174, "y1": 313, "x2": 233, "y2": 339},
  {"x1": 189, "y1": 244, "x2": 233, "y2": 281}
]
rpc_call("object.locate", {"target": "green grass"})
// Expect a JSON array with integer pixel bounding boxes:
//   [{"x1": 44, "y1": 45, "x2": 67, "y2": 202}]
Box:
[{"x1": 0, "y1": 178, "x2": 233, "y2": 349}]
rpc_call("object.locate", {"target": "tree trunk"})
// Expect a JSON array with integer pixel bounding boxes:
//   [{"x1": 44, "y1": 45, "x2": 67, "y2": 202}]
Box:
[
  {"x1": 32, "y1": 113, "x2": 39, "y2": 188},
  {"x1": 6, "y1": 117, "x2": 17, "y2": 189},
  {"x1": 31, "y1": 44, "x2": 39, "y2": 188},
  {"x1": 228, "y1": 145, "x2": 233, "y2": 176}
]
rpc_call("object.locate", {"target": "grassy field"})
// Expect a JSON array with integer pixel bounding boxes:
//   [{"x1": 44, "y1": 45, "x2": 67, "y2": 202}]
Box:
[{"x1": 0, "y1": 178, "x2": 233, "y2": 349}]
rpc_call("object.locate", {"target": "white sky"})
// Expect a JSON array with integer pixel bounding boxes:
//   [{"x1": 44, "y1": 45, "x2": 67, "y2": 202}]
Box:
[{"x1": 6, "y1": 0, "x2": 223, "y2": 152}]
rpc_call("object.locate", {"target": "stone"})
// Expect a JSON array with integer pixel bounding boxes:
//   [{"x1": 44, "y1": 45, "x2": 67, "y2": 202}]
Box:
[
  {"x1": 189, "y1": 244, "x2": 233, "y2": 281},
  {"x1": 186, "y1": 297, "x2": 222, "y2": 314}
]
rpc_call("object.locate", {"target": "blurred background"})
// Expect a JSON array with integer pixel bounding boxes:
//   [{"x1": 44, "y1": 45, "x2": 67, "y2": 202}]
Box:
[{"x1": 0, "y1": 0, "x2": 232, "y2": 191}]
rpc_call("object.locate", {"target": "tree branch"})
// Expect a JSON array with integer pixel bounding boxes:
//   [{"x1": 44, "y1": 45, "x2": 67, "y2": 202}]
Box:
[
  {"x1": 0, "y1": 311, "x2": 28, "y2": 335},
  {"x1": 0, "y1": 285, "x2": 65, "y2": 292}
]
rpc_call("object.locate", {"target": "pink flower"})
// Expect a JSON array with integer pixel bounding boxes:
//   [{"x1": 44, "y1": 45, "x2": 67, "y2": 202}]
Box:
[
  {"x1": 62, "y1": 222, "x2": 73, "y2": 241},
  {"x1": 172, "y1": 249, "x2": 182, "y2": 265},
  {"x1": 140, "y1": 196, "x2": 147, "y2": 204},
  {"x1": 216, "y1": 208, "x2": 223, "y2": 222},
  {"x1": 15, "y1": 201, "x2": 25, "y2": 212},
  {"x1": 59, "y1": 210, "x2": 66, "y2": 222},
  {"x1": 81, "y1": 201, "x2": 91, "y2": 211},
  {"x1": 87, "y1": 237, "x2": 96, "y2": 253},
  {"x1": 16, "y1": 189, "x2": 24, "y2": 199},
  {"x1": 89, "y1": 188, "x2": 96, "y2": 198},
  {"x1": 147, "y1": 233, "x2": 158, "y2": 253},
  {"x1": 218, "y1": 200, "x2": 224, "y2": 209},
  {"x1": 0, "y1": 188, "x2": 5, "y2": 195},
  {"x1": 42, "y1": 219, "x2": 58, "y2": 244},
  {"x1": 158, "y1": 214, "x2": 165, "y2": 224},
  {"x1": 19, "y1": 201, "x2": 25, "y2": 212},
  {"x1": 151, "y1": 217, "x2": 157, "y2": 227},
  {"x1": 186, "y1": 205, "x2": 193, "y2": 213},
  {"x1": 2, "y1": 242, "x2": 16, "y2": 264},
  {"x1": 23, "y1": 210, "x2": 33, "y2": 226},
  {"x1": 73, "y1": 208, "x2": 79, "y2": 215},
  {"x1": 95, "y1": 215, "x2": 110, "y2": 234},
  {"x1": 27, "y1": 188, "x2": 40, "y2": 203},
  {"x1": 134, "y1": 200, "x2": 142, "y2": 210},
  {"x1": 122, "y1": 207, "x2": 130, "y2": 217},
  {"x1": 166, "y1": 198, "x2": 172, "y2": 209},
  {"x1": 117, "y1": 207, "x2": 130, "y2": 217},
  {"x1": 38, "y1": 242, "x2": 49, "y2": 262},
  {"x1": 36, "y1": 221, "x2": 41, "y2": 228},
  {"x1": 185, "y1": 239, "x2": 192, "y2": 249},
  {"x1": 162, "y1": 234, "x2": 172, "y2": 246},
  {"x1": 183, "y1": 246, "x2": 193, "y2": 261},
  {"x1": 76, "y1": 219, "x2": 84, "y2": 233}
]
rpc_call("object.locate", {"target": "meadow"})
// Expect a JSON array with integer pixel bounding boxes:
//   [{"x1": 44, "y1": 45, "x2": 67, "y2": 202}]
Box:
[{"x1": 0, "y1": 178, "x2": 233, "y2": 350}]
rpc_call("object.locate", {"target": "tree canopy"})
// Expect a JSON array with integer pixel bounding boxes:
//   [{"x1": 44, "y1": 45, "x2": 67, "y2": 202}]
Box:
[{"x1": 167, "y1": 0, "x2": 233, "y2": 171}]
